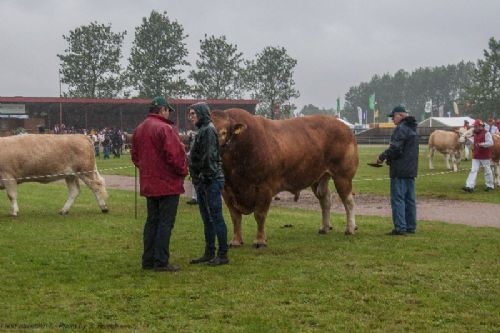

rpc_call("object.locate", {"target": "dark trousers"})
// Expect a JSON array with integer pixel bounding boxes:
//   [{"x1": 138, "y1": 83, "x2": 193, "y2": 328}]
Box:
[
  {"x1": 195, "y1": 180, "x2": 228, "y2": 257},
  {"x1": 142, "y1": 195, "x2": 180, "y2": 268}
]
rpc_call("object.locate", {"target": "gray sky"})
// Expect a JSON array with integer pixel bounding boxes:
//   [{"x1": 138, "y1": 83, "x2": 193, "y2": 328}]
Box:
[{"x1": 1, "y1": 0, "x2": 498, "y2": 109}]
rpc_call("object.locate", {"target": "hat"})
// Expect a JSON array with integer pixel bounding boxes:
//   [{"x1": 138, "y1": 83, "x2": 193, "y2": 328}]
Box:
[
  {"x1": 387, "y1": 105, "x2": 407, "y2": 118},
  {"x1": 151, "y1": 96, "x2": 174, "y2": 111},
  {"x1": 473, "y1": 119, "x2": 484, "y2": 127},
  {"x1": 464, "y1": 119, "x2": 469, "y2": 123}
]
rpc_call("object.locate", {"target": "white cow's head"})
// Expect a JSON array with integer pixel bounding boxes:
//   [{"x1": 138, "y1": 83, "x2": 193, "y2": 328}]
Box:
[{"x1": 458, "y1": 128, "x2": 473, "y2": 143}]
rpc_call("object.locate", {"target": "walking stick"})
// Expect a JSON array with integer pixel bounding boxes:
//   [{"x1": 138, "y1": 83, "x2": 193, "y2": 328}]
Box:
[{"x1": 134, "y1": 166, "x2": 138, "y2": 219}]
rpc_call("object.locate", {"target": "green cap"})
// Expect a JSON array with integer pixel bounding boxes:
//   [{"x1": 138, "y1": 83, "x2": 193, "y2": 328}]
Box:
[{"x1": 151, "y1": 96, "x2": 174, "y2": 111}]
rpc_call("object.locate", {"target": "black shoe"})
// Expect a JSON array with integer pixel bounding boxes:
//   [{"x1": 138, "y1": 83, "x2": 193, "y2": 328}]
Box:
[
  {"x1": 485, "y1": 187, "x2": 494, "y2": 192},
  {"x1": 186, "y1": 199, "x2": 198, "y2": 205},
  {"x1": 142, "y1": 265, "x2": 154, "y2": 270},
  {"x1": 386, "y1": 229, "x2": 406, "y2": 236},
  {"x1": 406, "y1": 230, "x2": 416, "y2": 234},
  {"x1": 154, "y1": 264, "x2": 180, "y2": 272},
  {"x1": 207, "y1": 256, "x2": 229, "y2": 266},
  {"x1": 190, "y1": 254, "x2": 215, "y2": 264},
  {"x1": 462, "y1": 186, "x2": 474, "y2": 193}
]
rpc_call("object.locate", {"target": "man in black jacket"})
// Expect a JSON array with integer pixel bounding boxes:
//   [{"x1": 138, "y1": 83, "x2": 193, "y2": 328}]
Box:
[
  {"x1": 187, "y1": 102, "x2": 229, "y2": 266},
  {"x1": 376, "y1": 106, "x2": 419, "y2": 235}
]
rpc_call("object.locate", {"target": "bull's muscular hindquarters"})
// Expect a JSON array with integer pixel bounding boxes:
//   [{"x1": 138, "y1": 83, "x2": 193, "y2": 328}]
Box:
[
  {"x1": 212, "y1": 108, "x2": 358, "y2": 247},
  {"x1": 0, "y1": 134, "x2": 109, "y2": 216}
]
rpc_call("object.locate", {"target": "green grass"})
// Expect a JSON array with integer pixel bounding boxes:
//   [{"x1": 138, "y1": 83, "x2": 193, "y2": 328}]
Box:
[
  {"x1": 0, "y1": 184, "x2": 498, "y2": 332},
  {"x1": 101, "y1": 145, "x2": 500, "y2": 204}
]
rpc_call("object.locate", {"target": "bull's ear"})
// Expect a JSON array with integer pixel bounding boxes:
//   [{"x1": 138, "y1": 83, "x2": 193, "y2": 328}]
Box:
[{"x1": 233, "y1": 123, "x2": 247, "y2": 135}]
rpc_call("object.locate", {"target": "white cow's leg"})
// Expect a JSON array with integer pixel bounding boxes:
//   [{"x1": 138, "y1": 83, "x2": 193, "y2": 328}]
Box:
[
  {"x1": 451, "y1": 154, "x2": 458, "y2": 172},
  {"x1": 445, "y1": 153, "x2": 452, "y2": 170},
  {"x1": 60, "y1": 177, "x2": 80, "y2": 215},
  {"x1": 429, "y1": 147, "x2": 435, "y2": 169},
  {"x1": 79, "y1": 171, "x2": 109, "y2": 213},
  {"x1": 4, "y1": 180, "x2": 19, "y2": 216},
  {"x1": 311, "y1": 174, "x2": 332, "y2": 234}
]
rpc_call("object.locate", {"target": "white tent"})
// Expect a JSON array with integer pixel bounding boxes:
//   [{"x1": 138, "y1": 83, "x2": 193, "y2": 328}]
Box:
[
  {"x1": 418, "y1": 116, "x2": 475, "y2": 128},
  {"x1": 337, "y1": 118, "x2": 354, "y2": 129}
]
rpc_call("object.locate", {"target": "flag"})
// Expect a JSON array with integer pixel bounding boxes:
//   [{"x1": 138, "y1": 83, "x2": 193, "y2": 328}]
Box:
[
  {"x1": 357, "y1": 106, "x2": 363, "y2": 124},
  {"x1": 424, "y1": 100, "x2": 432, "y2": 113},
  {"x1": 336, "y1": 97, "x2": 341, "y2": 114},
  {"x1": 453, "y1": 101, "x2": 459, "y2": 115},
  {"x1": 368, "y1": 94, "x2": 376, "y2": 110}
]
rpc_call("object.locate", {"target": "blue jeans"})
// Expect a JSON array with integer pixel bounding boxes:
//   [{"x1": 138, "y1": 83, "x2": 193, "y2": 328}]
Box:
[
  {"x1": 195, "y1": 180, "x2": 228, "y2": 256},
  {"x1": 142, "y1": 195, "x2": 179, "y2": 268},
  {"x1": 390, "y1": 178, "x2": 417, "y2": 232}
]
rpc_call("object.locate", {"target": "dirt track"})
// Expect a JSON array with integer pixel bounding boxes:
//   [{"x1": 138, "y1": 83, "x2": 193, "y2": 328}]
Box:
[{"x1": 104, "y1": 175, "x2": 500, "y2": 228}]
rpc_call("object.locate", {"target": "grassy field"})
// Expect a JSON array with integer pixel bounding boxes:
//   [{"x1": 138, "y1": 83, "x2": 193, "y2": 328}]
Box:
[
  {"x1": 97, "y1": 144, "x2": 500, "y2": 204},
  {"x1": 0, "y1": 184, "x2": 498, "y2": 332}
]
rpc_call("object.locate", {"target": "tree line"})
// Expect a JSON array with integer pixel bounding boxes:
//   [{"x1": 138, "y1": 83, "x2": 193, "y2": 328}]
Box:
[
  {"x1": 341, "y1": 37, "x2": 500, "y2": 123},
  {"x1": 58, "y1": 10, "x2": 499, "y2": 122},
  {"x1": 57, "y1": 10, "x2": 298, "y2": 119}
]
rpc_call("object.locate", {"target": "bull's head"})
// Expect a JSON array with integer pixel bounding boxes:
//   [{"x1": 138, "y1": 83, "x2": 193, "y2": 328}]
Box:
[{"x1": 211, "y1": 110, "x2": 247, "y2": 148}]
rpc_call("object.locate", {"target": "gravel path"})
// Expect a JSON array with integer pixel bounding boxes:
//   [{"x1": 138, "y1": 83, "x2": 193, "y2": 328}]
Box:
[{"x1": 104, "y1": 175, "x2": 500, "y2": 228}]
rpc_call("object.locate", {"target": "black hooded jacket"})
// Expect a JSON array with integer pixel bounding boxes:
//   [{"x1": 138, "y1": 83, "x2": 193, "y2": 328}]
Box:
[
  {"x1": 378, "y1": 116, "x2": 419, "y2": 178},
  {"x1": 188, "y1": 103, "x2": 224, "y2": 184}
]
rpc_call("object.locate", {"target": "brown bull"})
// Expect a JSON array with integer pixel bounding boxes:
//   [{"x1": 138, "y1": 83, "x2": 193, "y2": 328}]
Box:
[
  {"x1": 0, "y1": 134, "x2": 109, "y2": 216},
  {"x1": 211, "y1": 108, "x2": 358, "y2": 247}
]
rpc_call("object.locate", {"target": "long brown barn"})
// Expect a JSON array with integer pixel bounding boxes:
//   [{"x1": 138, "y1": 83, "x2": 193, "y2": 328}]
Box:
[{"x1": 0, "y1": 96, "x2": 258, "y2": 134}]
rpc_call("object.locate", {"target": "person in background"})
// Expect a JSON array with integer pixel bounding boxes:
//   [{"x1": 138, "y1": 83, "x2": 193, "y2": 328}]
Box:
[
  {"x1": 462, "y1": 119, "x2": 494, "y2": 192},
  {"x1": 131, "y1": 96, "x2": 188, "y2": 272},
  {"x1": 186, "y1": 129, "x2": 199, "y2": 205},
  {"x1": 188, "y1": 102, "x2": 229, "y2": 266},
  {"x1": 375, "y1": 106, "x2": 419, "y2": 236},
  {"x1": 485, "y1": 118, "x2": 499, "y2": 134},
  {"x1": 460, "y1": 119, "x2": 471, "y2": 160}
]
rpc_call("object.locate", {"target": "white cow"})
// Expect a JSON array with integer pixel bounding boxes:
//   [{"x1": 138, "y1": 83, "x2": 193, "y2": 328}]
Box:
[
  {"x1": 428, "y1": 129, "x2": 470, "y2": 172},
  {"x1": 0, "y1": 134, "x2": 109, "y2": 216}
]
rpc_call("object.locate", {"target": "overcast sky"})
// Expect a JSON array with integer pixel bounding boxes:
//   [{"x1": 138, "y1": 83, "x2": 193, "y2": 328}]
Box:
[{"x1": 1, "y1": 0, "x2": 498, "y2": 109}]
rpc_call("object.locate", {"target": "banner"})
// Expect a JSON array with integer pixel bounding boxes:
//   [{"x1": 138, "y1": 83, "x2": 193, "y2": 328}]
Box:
[
  {"x1": 424, "y1": 100, "x2": 432, "y2": 113},
  {"x1": 357, "y1": 106, "x2": 363, "y2": 124},
  {"x1": 368, "y1": 94, "x2": 376, "y2": 110},
  {"x1": 336, "y1": 97, "x2": 341, "y2": 114},
  {"x1": 453, "y1": 101, "x2": 459, "y2": 115}
]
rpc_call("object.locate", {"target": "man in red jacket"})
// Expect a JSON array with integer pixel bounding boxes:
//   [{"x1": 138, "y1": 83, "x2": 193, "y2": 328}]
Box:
[
  {"x1": 132, "y1": 96, "x2": 188, "y2": 272},
  {"x1": 462, "y1": 119, "x2": 494, "y2": 192}
]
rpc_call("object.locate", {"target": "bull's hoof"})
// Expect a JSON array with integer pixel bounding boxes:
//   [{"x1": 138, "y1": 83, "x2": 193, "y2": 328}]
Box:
[
  {"x1": 252, "y1": 243, "x2": 267, "y2": 249},
  {"x1": 344, "y1": 230, "x2": 355, "y2": 235},
  {"x1": 318, "y1": 229, "x2": 328, "y2": 234},
  {"x1": 355, "y1": 225, "x2": 359, "y2": 231},
  {"x1": 59, "y1": 210, "x2": 69, "y2": 215},
  {"x1": 229, "y1": 242, "x2": 243, "y2": 248},
  {"x1": 101, "y1": 208, "x2": 109, "y2": 213}
]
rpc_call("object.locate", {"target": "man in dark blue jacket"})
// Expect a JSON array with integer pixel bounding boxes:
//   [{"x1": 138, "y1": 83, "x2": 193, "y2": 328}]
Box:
[
  {"x1": 376, "y1": 106, "x2": 419, "y2": 235},
  {"x1": 188, "y1": 102, "x2": 229, "y2": 266}
]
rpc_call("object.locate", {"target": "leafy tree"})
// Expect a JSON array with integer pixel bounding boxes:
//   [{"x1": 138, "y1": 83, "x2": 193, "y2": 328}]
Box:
[
  {"x1": 189, "y1": 35, "x2": 245, "y2": 99},
  {"x1": 466, "y1": 37, "x2": 500, "y2": 119},
  {"x1": 58, "y1": 22, "x2": 126, "y2": 98},
  {"x1": 246, "y1": 46, "x2": 300, "y2": 119},
  {"x1": 299, "y1": 104, "x2": 334, "y2": 116},
  {"x1": 127, "y1": 10, "x2": 189, "y2": 98}
]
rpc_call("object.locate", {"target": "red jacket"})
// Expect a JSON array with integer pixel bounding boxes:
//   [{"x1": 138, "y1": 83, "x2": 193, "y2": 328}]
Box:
[
  {"x1": 131, "y1": 114, "x2": 188, "y2": 197},
  {"x1": 473, "y1": 129, "x2": 492, "y2": 160}
]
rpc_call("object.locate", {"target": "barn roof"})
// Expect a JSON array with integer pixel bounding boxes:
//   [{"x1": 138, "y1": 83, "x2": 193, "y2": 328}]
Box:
[{"x1": 418, "y1": 116, "x2": 475, "y2": 128}]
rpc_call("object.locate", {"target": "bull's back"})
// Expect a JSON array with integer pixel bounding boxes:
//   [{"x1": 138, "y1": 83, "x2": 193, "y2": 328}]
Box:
[{"x1": 0, "y1": 134, "x2": 96, "y2": 180}]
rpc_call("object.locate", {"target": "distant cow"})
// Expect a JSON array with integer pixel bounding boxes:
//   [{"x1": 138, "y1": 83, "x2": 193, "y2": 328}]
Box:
[
  {"x1": 428, "y1": 129, "x2": 469, "y2": 172},
  {"x1": 211, "y1": 108, "x2": 358, "y2": 247},
  {"x1": 491, "y1": 134, "x2": 500, "y2": 186},
  {"x1": 0, "y1": 134, "x2": 109, "y2": 216}
]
